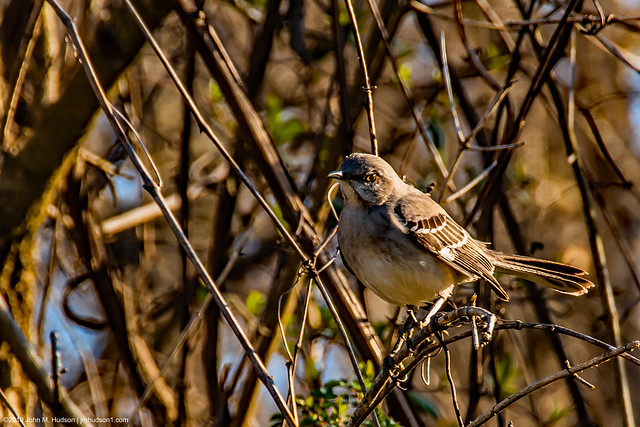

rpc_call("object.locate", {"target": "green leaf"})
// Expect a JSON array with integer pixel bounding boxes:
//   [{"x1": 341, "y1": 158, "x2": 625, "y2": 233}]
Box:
[
  {"x1": 209, "y1": 79, "x2": 224, "y2": 103},
  {"x1": 245, "y1": 290, "x2": 266, "y2": 315},
  {"x1": 392, "y1": 63, "x2": 412, "y2": 87},
  {"x1": 324, "y1": 379, "x2": 342, "y2": 389},
  {"x1": 304, "y1": 355, "x2": 320, "y2": 382},
  {"x1": 264, "y1": 93, "x2": 306, "y2": 145},
  {"x1": 494, "y1": 353, "x2": 520, "y2": 395},
  {"x1": 276, "y1": 118, "x2": 304, "y2": 144},
  {"x1": 407, "y1": 390, "x2": 439, "y2": 418},
  {"x1": 545, "y1": 402, "x2": 570, "y2": 424}
]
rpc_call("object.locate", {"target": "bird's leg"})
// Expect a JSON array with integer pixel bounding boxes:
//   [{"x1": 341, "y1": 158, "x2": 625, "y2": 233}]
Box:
[
  {"x1": 382, "y1": 307, "x2": 418, "y2": 383},
  {"x1": 465, "y1": 295, "x2": 497, "y2": 349},
  {"x1": 417, "y1": 285, "x2": 454, "y2": 329},
  {"x1": 388, "y1": 307, "x2": 417, "y2": 359},
  {"x1": 472, "y1": 309, "x2": 496, "y2": 349}
]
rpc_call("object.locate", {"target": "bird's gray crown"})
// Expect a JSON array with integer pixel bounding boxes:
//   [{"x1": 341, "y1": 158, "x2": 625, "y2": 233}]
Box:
[
  {"x1": 330, "y1": 153, "x2": 403, "y2": 206},
  {"x1": 339, "y1": 153, "x2": 395, "y2": 180}
]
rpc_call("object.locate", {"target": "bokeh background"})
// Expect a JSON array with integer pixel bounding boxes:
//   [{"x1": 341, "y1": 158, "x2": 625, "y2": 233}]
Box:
[{"x1": 0, "y1": 0, "x2": 639, "y2": 425}]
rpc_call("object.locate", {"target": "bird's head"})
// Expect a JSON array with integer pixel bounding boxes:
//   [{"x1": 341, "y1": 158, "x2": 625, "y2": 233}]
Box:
[{"x1": 328, "y1": 153, "x2": 403, "y2": 206}]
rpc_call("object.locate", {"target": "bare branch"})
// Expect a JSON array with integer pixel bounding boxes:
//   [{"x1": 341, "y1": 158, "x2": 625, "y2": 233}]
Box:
[
  {"x1": 43, "y1": 1, "x2": 296, "y2": 424},
  {"x1": 467, "y1": 341, "x2": 640, "y2": 427}
]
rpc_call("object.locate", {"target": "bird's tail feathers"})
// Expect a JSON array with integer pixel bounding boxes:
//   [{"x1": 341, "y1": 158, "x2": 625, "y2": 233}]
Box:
[{"x1": 488, "y1": 251, "x2": 594, "y2": 296}]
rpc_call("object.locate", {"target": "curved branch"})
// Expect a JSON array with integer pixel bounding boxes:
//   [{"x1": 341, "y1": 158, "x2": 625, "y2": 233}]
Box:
[{"x1": 467, "y1": 341, "x2": 640, "y2": 427}]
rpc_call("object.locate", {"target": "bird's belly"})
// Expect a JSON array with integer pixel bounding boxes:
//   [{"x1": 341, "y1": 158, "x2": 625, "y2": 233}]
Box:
[
  {"x1": 356, "y1": 252, "x2": 457, "y2": 306},
  {"x1": 340, "y1": 221, "x2": 461, "y2": 307}
]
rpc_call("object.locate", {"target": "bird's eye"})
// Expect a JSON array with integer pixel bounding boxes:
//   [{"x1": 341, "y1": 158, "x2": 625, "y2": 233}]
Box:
[{"x1": 364, "y1": 173, "x2": 377, "y2": 183}]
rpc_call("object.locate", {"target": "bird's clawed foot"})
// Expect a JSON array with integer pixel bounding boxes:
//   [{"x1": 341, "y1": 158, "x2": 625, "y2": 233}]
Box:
[
  {"x1": 470, "y1": 308, "x2": 496, "y2": 349},
  {"x1": 382, "y1": 355, "x2": 408, "y2": 387}
]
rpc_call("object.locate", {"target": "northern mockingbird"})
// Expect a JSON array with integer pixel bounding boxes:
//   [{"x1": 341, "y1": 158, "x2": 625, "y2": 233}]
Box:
[{"x1": 328, "y1": 153, "x2": 593, "y2": 308}]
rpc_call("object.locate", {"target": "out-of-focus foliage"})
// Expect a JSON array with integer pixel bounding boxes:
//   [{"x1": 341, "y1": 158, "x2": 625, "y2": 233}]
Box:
[{"x1": 270, "y1": 362, "x2": 401, "y2": 426}]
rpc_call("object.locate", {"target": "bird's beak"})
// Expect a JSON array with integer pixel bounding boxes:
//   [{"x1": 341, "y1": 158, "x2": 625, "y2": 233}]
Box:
[{"x1": 327, "y1": 170, "x2": 343, "y2": 180}]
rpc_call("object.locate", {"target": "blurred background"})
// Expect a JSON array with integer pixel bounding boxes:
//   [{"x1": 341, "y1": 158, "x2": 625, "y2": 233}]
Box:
[{"x1": 0, "y1": 0, "x2": 639, "y2": 425}]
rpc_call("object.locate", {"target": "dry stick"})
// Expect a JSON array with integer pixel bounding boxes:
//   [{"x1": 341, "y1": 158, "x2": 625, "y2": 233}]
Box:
[
  {"x1": 440, "y1": 33, "x2": 466, "y2": 144},
  {"x1": 282, "y1": 278, "x2": 313, "y2": 427},
  {"x1": 43, "y1": 2, "x2": 296, "y2": 425},
  {"x1": 437, "y1": 33, "x2": 468, "y2": 204},
  {"x1": 467, "y1": 341, "x2": 640, "y2": 427},
  {"x1": 0, "y1": 294, "x2": 92, "y2": 427},
  {"x1": 498, "y1": 321, "x2": 640, "y2": 365},
  {"x1": 127, "y1": 0, "x2": 376, "y2": 417},
  {"x1": 463, "y1": 87, "x2": 517, "y2": 150},
  {"x1": 444, "y1": 161, "x2": 497, "y2": 205},
  {"x1": 590, "y1": 31, "x2": 640, "y2": 73},
  {"x1": 49, "y1": 331, "x2": 66, "y2": 405},
  {"x1": 348, "y1": 306, "x2": 494, "y2": 426},
  {"x1": 37, "y1": 213, "x2": 60, "y2": 349},
  {"x1": 473, "y1": 0, "x2": 516, "y2": 50},
  {"x1": 436, "y1": 332, "x2": 464, "y2": 427},
  {"x1": 579, "y1": 106, "x2": 637, "y2": 197},
  {"x1": 566, "y1": 32, "x2": 635, "y2": 427},
  {"x1": 592, "y1": 190, "x2": 640, "y2": 293},
  {"x1": 342, "y1": 0, "x2": 378, "y2": 156},
  {"x1": 176, "y1": 5, "x2": 382, "y2": 398},
  {"x1": 453, "y1": 0, "x2": 501, "y2": 90},
  {"x1": 349, "y1": 317, "x2": 640, "y2": 426},
  {"x1": 503, "y1": 14, "x2": 640, "y2": 29},
  {"x1": 176, "y1": 40, "x2": 196, "y2": 425},
  {"x1": 436, "y1": 34, "x2": 515, "y2": 204},
  {"x1": 364, "y1": 0, "x2": 448, "y2": 176},
  {"x1": 411, "y1": 2, "x2": 640, "y2": 31},
  {"x1": 1, "y1": 0, "x2": 44, "y2": 148},
  {"x1": 123, "y1": 228, "x2": 255, "y2": 425},
  {"x1": 0, "y1": 386, "x2": 26, "y2": 427}
]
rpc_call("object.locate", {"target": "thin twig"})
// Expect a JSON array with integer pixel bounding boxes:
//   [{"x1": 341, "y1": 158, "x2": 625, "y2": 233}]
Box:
[
  {"x1": 49, "y1": 331, "x2": 66, "y2": 405},
  {"x1": 467, "y1": 341, "x2": 640, "y2": 427},
  {"x1": 342, "y1": 0, "x2": 379, "y2": 156},
  {"x1": 1, "y1": 0, "x2": 44, "y2": 151},
  {"x1": 0, "y1": 294, "x2": 91, "y2": 427},
  {"x1": 0, "y1": 386, "x2": 27, "y2": 427},
  {"x1": 44, "y1": 2, "x2": 296, "y2": 425},
  {"x1": 365, "y1": 0, "x2": 448, "y2": 177},
  {"x1": 139, "y1": 3, "x2": 387, "y2": 424},
  {"x1": 566, "y1": 30, "x2": 636, "y2": 427},
  {"x1": 436, "y1": 332, "x2": 464, "y2": 427},
  {"x1": 348, "y1": 314, "x2": 640, "y2": 426},
  {"x1": 348, "y1": 306, "x2": 494, "y2": 426},
  {"x1": 440, "y1": 33, "x2": 465, "y2": 144},
  {"x1": 282, "y1": 279, "x2": 314, "y2": 427},
  {"x1": 444, "y1": 161, "x2": 497, "y2": 205},
  {"x1": 453, "y1": 0, "x2": 501, "y2": 90}
]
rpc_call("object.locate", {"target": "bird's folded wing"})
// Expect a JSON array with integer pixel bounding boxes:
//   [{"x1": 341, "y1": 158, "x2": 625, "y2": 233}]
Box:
[{"x1": 393, "y1": 192, "x2": 509, "y2": 301}]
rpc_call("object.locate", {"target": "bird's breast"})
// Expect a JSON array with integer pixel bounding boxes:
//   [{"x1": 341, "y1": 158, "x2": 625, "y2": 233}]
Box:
[{"x1": 338, "y1": 207, "x2": 460, "y2": 306}]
